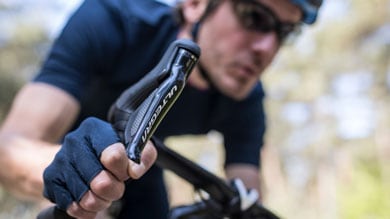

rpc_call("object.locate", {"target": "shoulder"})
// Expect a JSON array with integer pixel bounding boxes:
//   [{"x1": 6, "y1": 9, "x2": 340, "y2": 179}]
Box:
[
  {"x1": 97, "y1": 0, "x2": 174, "y2": 26},
  {"x1": 66, "y1": 0, "x2": 174, "y2": 32}
]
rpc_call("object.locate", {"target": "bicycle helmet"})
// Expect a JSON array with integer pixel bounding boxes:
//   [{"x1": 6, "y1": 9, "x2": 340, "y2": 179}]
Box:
[
  {"x1": 290, "y1": 0, "x2": 323, "y2": 24},
  {"x1": 171, "y1": 0, "x2": 323, "y2": 24}
]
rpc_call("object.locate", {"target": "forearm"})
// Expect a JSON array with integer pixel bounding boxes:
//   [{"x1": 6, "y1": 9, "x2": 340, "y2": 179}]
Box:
[
  {"x1": 0, "y1": 83, "x2": 80, "y2": 202},
  {"x1": 0, "y1": 133, "x2": 60, "y2": 201}
]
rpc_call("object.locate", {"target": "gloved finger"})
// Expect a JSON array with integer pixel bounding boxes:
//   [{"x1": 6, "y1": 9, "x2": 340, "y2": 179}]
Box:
[
  {"x1": 43, "y1": 153, "x2": 89, "y2": 211},
  {"x1": 89, "y1": 170, "x2": 125, "y2": 202},
  {"x1": 73, "y1": 117, "x2": 121, "y2": 157},
  {"x1": 100, "y1": 142, "x2": 130, "y2": 181},
  {"x1": 127, "y1": 141, "x2": 157, "y2": 179},
  {"x1": 62, "y1": 117, "x2": 120, "y2": 184},
  {"x1": 63, "y1": 117, "x2": 121, "y2": 192}
]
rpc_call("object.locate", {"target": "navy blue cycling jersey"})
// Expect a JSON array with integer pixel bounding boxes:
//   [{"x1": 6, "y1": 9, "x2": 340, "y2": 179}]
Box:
[{"x1": 34, "y1": 0, "x2": 266, "y2": 218}]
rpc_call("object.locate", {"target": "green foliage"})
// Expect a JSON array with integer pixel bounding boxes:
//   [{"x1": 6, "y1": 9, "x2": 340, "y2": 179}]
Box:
[
  {"x1": 0, "y1": 12, "x2": 48, "y2": 121},
  {"x1": 0, "y1": 74, "x2": 21, "y2": 121},
  {"x1": 337, "y1": 162, "x2": 390, "y2": 219}
]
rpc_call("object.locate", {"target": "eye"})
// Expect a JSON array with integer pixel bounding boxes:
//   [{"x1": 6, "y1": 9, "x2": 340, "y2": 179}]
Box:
[
  {"x1": 232, "y1": 0, "x2": 302, "y2": 43},
  {"x1": 234, "y1": 1, "x2": 278, "y2": 32}
]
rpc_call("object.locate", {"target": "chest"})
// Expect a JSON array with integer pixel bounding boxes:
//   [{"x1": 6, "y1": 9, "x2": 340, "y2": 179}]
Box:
[{"x1": 156, "y1": 86, "x2": 232, "y2": 138}]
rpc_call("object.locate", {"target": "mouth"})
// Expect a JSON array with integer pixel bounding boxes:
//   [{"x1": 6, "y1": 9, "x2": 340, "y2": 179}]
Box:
[{"x1": 233, "y1": 63, "x2": 258, "y2": 81}]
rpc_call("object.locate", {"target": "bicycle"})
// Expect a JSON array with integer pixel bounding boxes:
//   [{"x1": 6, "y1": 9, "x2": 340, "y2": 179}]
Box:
[{"x1": 37, "y1": 39, "x2": 280, "y2": 219}]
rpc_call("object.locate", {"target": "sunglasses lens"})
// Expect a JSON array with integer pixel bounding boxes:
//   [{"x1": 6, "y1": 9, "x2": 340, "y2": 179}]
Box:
[
  {"x1": 235, "y1": 2, "x2": 277, "y2": 32},
  {"x1": 234, "y1": 1, "x2": 299, "y2": 41}
]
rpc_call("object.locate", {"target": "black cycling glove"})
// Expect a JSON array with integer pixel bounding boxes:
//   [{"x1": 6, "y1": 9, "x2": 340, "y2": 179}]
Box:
[{"x1": 42, "y1": 117, "x2": 120, "y2": 210}]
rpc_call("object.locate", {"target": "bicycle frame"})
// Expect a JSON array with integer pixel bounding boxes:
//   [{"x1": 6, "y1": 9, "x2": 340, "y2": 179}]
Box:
[
  {"x1": 38, "y1": 137, "x2": 280, "y2": 219},
  {"x1": 154, "y1": 137, "x2": 280, "y2": 219}
]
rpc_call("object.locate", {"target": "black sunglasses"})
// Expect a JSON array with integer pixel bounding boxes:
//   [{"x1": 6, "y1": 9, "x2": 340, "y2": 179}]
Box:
[{"x1": 232, "y1": 0, "x2": 301, "y2": 42}]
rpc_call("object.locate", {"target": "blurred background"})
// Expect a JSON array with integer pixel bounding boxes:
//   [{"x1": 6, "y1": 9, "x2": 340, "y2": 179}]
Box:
[{"x1": 0, "y1": 0, "x2": 389, "y2": 218}]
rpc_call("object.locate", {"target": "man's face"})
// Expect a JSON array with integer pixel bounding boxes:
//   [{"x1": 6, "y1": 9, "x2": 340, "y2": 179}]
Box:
[{"x1": 197, "y1": 0, "x2": 302, "y2": 100}]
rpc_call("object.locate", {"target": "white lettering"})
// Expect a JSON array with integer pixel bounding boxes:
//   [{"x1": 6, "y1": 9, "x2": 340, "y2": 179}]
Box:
[{"x1": 141, "y1": 85, "x2": 178, "y2": 142}]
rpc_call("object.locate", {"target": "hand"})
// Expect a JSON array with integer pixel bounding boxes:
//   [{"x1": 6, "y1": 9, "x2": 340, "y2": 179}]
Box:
[
  {"x1": 42, "y1": 117, "x2": 157, "y2": 219},
  {"x1": 67, "y1": 142, "x2": 156, "y2": 218}
]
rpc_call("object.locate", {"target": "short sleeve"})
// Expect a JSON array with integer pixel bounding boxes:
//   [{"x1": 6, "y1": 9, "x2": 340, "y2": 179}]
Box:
[
  {"x1": 33, "y1": 0, "x2": 123, "y2": 101},
  {"x1": 220, "y1": 83, "x2": 266, "y2": 168}
]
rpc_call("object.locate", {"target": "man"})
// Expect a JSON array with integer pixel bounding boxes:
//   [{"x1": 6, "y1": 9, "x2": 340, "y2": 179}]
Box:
[{"x1": 0, "y1": 0, "x2": 322, "y2": 218}]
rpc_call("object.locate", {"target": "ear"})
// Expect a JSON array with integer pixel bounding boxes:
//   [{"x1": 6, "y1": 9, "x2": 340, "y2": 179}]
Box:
[{"x1": 181, "y1": 0, "x2": 208, "y2": 24}]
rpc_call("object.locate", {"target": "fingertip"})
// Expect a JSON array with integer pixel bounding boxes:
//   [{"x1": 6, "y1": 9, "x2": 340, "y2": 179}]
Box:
[
  {"x1": 127, "y1": 160, "x2": 145, "y2": 179},
  {"x1": 142, "y1": 141, "x2": 158, "y2": 166},
  {"x1": 127, "y1": 142, "x2": 157, "y2": 179}
]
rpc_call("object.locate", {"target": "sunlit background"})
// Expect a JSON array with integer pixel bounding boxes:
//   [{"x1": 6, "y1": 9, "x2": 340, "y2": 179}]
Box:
[{"x1": 0, "y1": 0, "x2": 389, "y2": 218}]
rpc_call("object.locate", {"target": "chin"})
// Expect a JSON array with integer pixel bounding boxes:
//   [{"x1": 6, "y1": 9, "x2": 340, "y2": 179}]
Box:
[
  {"x1": 223, "y1": 88, "x2": 250, "y2": 101},
  {"x1": 214, "y1": 79, "x2": 252, "y2": 100},
  {"x1": 231, "y1": 92, "x2": 249, "y2": 101}
]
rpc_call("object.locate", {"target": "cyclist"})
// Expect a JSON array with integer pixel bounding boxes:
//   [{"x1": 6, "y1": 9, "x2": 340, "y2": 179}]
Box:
[{"x1": 0, "y1": 0, "x2": 322, "y2": 218}]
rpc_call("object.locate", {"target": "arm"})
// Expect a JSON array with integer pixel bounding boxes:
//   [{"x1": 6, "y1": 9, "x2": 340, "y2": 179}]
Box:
[
  {"x1": 0, "y1": 82, "x2": 80, "y2": 201},
  {"x1": 0, "y1": 82, "x2": 158, "y2": 218},
  {"x1": 0, "y1": 0, "x2": 124, "y2": 203},
  {"x1": 222, "y1": 85, "x2": 266, "y2": 202}
]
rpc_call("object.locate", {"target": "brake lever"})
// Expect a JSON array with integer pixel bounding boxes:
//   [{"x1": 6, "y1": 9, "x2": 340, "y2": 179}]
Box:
[{"x1": 108, "y1": 39, "x2": 200, "y2": 163}]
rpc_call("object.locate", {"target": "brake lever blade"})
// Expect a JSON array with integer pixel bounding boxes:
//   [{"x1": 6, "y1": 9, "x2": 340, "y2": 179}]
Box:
[{"x1": 108, "y1": 39, "x2": 200, "y2": 163}]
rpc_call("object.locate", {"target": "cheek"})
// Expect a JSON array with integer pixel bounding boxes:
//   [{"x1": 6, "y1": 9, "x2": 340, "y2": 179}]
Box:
[
  {"x1": 199, "y1": 12, "x2": 244, "y2": 57},
  {"x1": 198, "y1": 38, "x2": 228, "y2": 73},
  {"x1": 201, "y1": 33, "x2": 245, "y2": 66}
]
